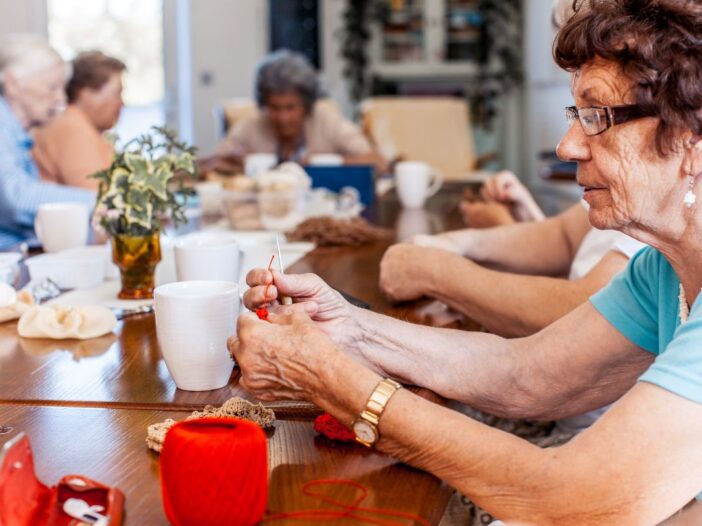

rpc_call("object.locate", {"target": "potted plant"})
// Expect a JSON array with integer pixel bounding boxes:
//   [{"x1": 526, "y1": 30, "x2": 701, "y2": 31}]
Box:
[{"x1": 92, "y1": 126, "x2": 197, "y2": 299}]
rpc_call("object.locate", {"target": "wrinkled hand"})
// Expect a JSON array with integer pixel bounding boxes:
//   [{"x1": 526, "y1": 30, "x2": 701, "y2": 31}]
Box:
[
  {"x1": 460, "y1": 201, "x2": 515, "y2": 228},
  {"x1": 228, "y1": 311, "x2": 336, "y2": 402},
  {"x1": 242, "y1": 269, "x2": 358, "y2": 346},
  {"x1": 408, "y1": 234, "x2": 462, "y2": 254},
  {"x1": 480, "y1": 170, "x2": 544, "y2": 222},
  {"x1": 379, "y1": 243, "x2": 441, "y2": 302},
  {"x1": 480, "y1": 170, "x2": 530, "y2": 206}
]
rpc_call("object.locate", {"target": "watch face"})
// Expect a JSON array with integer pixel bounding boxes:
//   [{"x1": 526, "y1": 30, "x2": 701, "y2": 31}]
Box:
[{"x1": 353, "y1": 420, "x2": 377, "y2": 444}]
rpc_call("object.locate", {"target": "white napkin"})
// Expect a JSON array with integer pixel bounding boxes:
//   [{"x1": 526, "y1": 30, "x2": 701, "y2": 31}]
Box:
[
  {"x1": 18, "y1": 304, "x2": 117, "y2": 340},
  {"x1": 0, "y1": 284, "x2": 34, "y2": 323}
]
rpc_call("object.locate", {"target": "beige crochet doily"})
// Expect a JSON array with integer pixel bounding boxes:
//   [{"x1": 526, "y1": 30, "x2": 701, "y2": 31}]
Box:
[{"x1": 146, "y1": 397, "x2": 276, "y2": 453}]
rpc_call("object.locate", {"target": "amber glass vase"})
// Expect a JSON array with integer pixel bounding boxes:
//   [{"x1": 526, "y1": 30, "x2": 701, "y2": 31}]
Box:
[{"x1": 112, "y1": 232, "x2": 162, "y2": 299}]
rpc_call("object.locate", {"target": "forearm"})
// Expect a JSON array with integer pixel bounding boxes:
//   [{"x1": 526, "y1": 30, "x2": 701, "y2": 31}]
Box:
[
  {"x1": 315, "y1": 362, "x2": 699, "y2": 525},
  {"x1": 0, "y1": 174, "x2": 94, "y2": 227},
  {"x1": 346, "y1": 302, "x2": 651, "y2": 421},
  {"x1": 425, "y1": 254, "x2": 591, "y2": 337},
  {"x1": 443, "y1": 219, "x2": 572, "y2": 275},
  {"x1": 349, "y1": 306, "x2": 542, "y2": 418}
]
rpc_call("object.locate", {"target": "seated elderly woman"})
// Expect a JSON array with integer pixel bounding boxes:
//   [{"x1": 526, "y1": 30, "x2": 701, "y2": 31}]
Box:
[
  {"x1": 202, "y1": 49, "x2": 383, "y2": 172},
  {"x1": 0, "y1": 34, "x2": 94, "y2": 249},
  {"x1": 33, "y1": 51, "x2": 125, "y2": 190},
  {"x1": 232, "y1": 1, "x2": 702, "y2": 523}
]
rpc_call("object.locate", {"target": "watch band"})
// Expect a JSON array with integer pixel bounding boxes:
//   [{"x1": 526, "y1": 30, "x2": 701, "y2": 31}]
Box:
[{"x1": 353, "y1": 378, "x2": 402, "y2": 447}]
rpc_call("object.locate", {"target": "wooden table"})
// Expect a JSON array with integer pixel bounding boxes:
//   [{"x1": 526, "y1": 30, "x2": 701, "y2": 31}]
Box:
[
  {"x1": 0, "y1": 405, "x2": 449, "y2": 524},
  {"x1": 0, "y1": 184, "x2": 474, "y2": 524}
]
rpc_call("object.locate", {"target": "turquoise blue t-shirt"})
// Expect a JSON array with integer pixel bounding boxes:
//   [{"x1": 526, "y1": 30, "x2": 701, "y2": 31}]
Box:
[{"x1": 590, "y1": 246, "x2": 702, "y2": 404}]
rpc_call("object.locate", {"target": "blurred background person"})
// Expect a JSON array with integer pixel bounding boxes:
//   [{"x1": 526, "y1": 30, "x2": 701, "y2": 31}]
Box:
[
  {"x1": 200, "y1": 49, "x2": 385, "y2": 174},
  {"x1": 0, "y1": 34, "x2": 94, "y2": 250},
  {"x1": 33, "y1": 50, "x2": 125, "y2": 190}
]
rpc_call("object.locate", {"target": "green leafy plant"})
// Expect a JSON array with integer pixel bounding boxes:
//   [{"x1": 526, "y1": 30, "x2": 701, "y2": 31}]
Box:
[{"x1": 92, "y1": 126, "x2": 198, "y2": 237}]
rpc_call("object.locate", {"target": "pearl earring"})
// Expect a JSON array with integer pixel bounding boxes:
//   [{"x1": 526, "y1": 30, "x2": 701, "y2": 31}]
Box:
[{"x1": 684, "y1": 173, "x2": 697, "y2": 209}]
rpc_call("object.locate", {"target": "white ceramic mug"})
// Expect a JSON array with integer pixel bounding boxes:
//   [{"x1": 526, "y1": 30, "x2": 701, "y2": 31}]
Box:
[
  {"x1": 244, "y1": 153, "x2": 277, "y2": 178},
  {"x1": 394, "y1": 161, "x2": 443, "y2": 209},
  {"x1": 34, "y1": 203, "x2": 89, "y2": 253},
  {"x1": 307, "y1": 153, "x2": 344, "y2": 166},
  {"x1": 154, "y1": 281, "x2": 240, "y2": 391},
  {"x1": 174, "y1": 233, "x2": 242, "y2": 282}
]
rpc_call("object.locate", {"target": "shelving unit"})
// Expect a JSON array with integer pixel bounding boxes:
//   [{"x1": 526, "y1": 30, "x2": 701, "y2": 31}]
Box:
[{"x1": 371, "y1": 0, "x2": 485, "y2": 80}]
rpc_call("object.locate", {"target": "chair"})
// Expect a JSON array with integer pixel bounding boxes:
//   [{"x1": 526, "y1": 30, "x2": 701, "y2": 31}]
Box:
[{"x1": 360, "y1": 96, "x2": 483, "y2": 181}]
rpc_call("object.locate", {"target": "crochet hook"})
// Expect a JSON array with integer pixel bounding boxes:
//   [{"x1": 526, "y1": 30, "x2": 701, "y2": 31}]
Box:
[{"x1": 275, "y1": 234, "x2": 293, "y2": 305}]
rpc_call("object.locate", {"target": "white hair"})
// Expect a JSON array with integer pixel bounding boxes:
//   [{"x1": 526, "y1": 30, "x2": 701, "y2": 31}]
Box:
[{"x1": 0, "y1": 34, "x2": 68, "y2": 90}]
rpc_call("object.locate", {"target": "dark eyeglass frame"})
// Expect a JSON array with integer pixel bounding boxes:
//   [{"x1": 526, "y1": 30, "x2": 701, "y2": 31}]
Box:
[{"x1": 565, "y1": 104, "x2": 654, "y2": 136}]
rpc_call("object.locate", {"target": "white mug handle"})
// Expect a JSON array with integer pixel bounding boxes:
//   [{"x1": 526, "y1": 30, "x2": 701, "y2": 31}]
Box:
[
  {"x1": 426, "y1": 168, "x2": 444, "y2": 198},
  {"x1": 33, "y1": 216, "x2": 43, "y2": 245}
]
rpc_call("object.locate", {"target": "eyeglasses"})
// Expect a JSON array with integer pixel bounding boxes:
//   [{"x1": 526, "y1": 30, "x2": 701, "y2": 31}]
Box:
[{"x1": 565, "y1": 104, "x2": 653, "y2": 136}]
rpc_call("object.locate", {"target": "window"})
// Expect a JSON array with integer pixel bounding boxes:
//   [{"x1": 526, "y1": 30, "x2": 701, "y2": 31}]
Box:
[{"x1": 46, "y1": 0, "x2": 165, "y2": 141}]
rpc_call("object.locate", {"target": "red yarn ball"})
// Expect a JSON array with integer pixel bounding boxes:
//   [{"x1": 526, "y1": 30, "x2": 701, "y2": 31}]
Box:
[
  {"x1": 313, "y1": 413, "x2": 356, "y2": 442},
  {"x1": 160, "y1": 417, "x2": 268, "y2": 526}
]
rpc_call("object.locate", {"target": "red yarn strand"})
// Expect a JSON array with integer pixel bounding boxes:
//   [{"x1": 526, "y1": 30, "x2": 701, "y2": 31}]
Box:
[
  {"x1": 263, "y1": 479, "x2": 430, "y2": 525},
  {"x1": 255, "y1": 254, "x2": 276, "y2": 321}
]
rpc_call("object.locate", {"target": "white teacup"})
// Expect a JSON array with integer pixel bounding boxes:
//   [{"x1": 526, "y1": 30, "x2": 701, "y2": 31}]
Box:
[
  {"x1": 307, "y1": 153, "x2": 344, "y2": 166},
  {"x1": 395, "y1": 161, "x2": 443, "y2": 209},
  {"x1": 174, "y1": 233, "x2": 242, "y2": 282},
  {"x1": 154, "y1": 281, "x2": 239, "y2": 391},
  {"x1": 34, "y1": 203, "x2": 88, "y2": 253},
  {"x1": 244, "y1": 153, "x2": 277, "y2": 178}
]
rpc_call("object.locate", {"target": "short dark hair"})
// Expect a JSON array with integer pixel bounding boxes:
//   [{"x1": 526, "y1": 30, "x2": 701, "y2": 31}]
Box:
[
  {"x1": 554, "y1": 0, "x2": 702, "y2": 154},
  {"x1": 66, "y1": 51, "x2": 126, "y2": 103},
  {"x1": 254, "y1": 49, "x2": 320, "y2": 113}
]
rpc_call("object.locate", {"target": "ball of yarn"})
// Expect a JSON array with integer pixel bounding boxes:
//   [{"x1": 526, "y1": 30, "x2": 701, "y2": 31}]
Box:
[
  {"x1": 313, "y1": 413, "x2": 356, "y2": 442},
  {"x1": 160, "y1": 417, "x2": 268, "y2": 526}
]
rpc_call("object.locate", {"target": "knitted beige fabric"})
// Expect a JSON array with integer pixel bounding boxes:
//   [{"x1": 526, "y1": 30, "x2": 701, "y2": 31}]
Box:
[
  {"x1": 18, "y1": 304, "x2": 117, "y2": 339},
  {"x1": 146, "y1": 397, "x2": 276, "y2": 453},
  {"x1": 0, "y1": 290, "x2": 34, "y2": 323}
]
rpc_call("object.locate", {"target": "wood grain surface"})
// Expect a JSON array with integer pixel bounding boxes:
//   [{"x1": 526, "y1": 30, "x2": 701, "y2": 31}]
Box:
[{"x1": 0, "y1": 405, "x2": 450, "y2": 525}]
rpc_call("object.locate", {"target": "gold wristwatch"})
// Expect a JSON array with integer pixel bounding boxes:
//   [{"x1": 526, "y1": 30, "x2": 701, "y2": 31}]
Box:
[{"x1": 352, "y1": 378, "x2": 402, "y2": 447}]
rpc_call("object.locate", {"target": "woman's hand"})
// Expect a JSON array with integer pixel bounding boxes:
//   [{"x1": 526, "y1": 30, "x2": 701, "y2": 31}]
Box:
[
  {"x1": 228, "y1": 311, "x2": 338, "y2": 402},
  {"x1": 242, "y1": 269, "x2": 361, "y2": 348},
  {"x1": 379, "y1": 244, "x2": 446, "y2": 302},
  {"x1": 460, "y1": 201, "x2": 515, "y2": 228},
  {"x1": 480, "y1": 171, "x2": 545, "y2": 222}
]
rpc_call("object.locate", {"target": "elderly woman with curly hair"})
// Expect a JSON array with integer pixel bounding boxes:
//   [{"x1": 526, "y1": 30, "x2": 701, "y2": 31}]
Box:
[
  {"x1": 204, "y1": 49, "x2": 383, "y2": 171},
  {"x1": 232, "y1": 1, "x2": 702, "y2": 523}
]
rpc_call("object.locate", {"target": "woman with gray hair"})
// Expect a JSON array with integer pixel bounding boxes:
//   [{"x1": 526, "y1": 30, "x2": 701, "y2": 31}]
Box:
[
  {"x1": 206, "y1": 49, "x2": 382, "y2": 171},
  {"x1": 0, "y1": 33, "x2": 94, "y2": 249}
]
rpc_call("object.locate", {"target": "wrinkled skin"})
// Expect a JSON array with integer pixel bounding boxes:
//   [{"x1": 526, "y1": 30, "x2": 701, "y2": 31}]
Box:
[{"x1": 557, "y1": 57, "x2": 697, "y2": 246}]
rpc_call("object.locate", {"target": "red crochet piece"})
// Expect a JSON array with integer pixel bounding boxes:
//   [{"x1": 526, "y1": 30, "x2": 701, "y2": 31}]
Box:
[
  {"x1": 255, "y1": 307, "x2": 269, "y2": 321},
  {"x1": 313, "y1": 413, "x2": 356, "y2": 442}
]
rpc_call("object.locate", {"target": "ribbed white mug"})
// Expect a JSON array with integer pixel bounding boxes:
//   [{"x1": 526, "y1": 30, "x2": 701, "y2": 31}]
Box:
[{"x1": 155, "y1": 281, "x2": 239, "y2": 391}]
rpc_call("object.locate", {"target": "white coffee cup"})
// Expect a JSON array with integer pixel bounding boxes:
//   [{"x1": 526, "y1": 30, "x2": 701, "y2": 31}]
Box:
[
  {"x1": 155, "y1": 280, "x2": 239, "y2": 391},
  {"x1": 174, "y1": 233, "x2": 242, "y2": 282},
  {"x1": 244, "y1": 153, "x2": 277, "y2": 178},
  {"x1": 394, "y1": 161, "x2": 443, "y2": 209},
  {"x1": 34, "y1": 203, "x2": 89, "y2": 253},
  {"x1": 307, "y1": 153, "x2": 344, "y2": 166}
]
